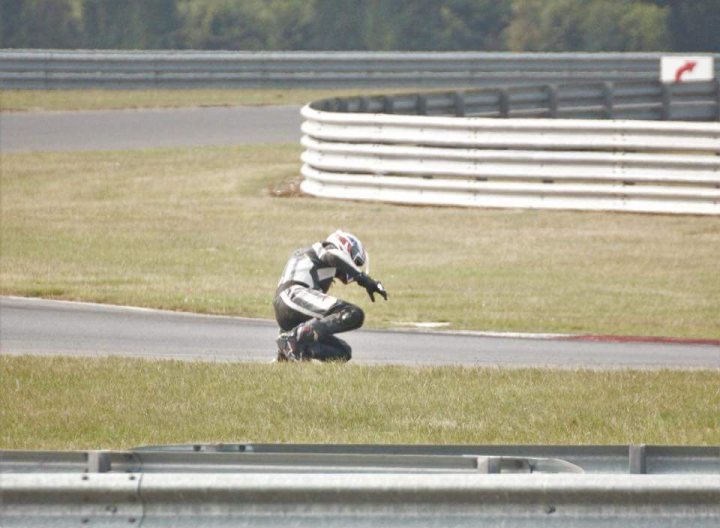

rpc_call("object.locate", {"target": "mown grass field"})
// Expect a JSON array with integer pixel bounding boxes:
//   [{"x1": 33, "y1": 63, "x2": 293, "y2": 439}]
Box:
[
  {"x1": 0, "y1": 88, "x2": 416, "y2": 112},
  {"x1": 2, "y1": 356, "x2": 718, "y2": 450},
  {"x1": 2, "y1": 145, "x2": 719, "y2": 338},
  {"x1": 1, "y1": 100, "x2": 719, "y2": 450}
]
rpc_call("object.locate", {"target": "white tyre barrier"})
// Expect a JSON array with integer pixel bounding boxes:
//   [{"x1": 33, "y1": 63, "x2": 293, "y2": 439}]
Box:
[{"x1": 300, "y1": 105, "x2": 720, "y2": 215}]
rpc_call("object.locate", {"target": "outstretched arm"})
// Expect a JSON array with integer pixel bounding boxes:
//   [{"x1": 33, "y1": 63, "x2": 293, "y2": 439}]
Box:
[
  {"x1": 315, "y1": 242, "x2": 388, "y2": 301},
  {"x1": 356, "y1": 273, "x2": 388, "y2": 302}
]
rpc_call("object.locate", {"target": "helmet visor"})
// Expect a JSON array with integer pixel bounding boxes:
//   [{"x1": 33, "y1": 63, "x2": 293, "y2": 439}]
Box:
[{"x1": 350, "y1": 244, "x2": 366, "y2": 268}]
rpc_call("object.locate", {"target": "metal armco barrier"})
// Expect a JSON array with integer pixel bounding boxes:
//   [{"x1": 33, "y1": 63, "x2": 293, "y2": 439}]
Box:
[
  {"x1": 2, "y1": 445, "x2": 719, "y2": 527},
  {"x1": 3, "y1": 444, "x2": 719, "y2": 475},
  {"x1": 2, "y1": 473, "x2": 719, "y2": 527},
  {"x1": 300, "y1": 81, "x2": 720, "y2": 215},
  {"x1": 313, "y1": 80, "x2": 720, "y2": 121},
  {"x1": 2, "y1": 49, "x2": 720, "y2": 89}
]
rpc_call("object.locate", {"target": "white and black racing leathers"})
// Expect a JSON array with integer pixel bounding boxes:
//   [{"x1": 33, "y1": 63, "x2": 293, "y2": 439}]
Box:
[{"x1": 273, "y1": 241, "x2": 385, "y2": 361}]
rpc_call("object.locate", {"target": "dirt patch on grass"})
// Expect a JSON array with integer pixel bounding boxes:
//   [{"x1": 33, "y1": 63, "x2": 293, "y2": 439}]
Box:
[{"x1": 267, "y1": 176, "x2": 306, "y2": 198}]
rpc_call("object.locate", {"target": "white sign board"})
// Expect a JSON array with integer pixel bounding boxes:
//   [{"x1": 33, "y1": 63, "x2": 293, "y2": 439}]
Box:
[{"x1": 661, "y1": 56, "x2": 715, "y2": 83}]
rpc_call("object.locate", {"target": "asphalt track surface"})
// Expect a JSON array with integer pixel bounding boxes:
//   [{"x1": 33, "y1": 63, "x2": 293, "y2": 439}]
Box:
[
  {"x1": 1, "y1": 106, "x2": 303, "y2": 152},
  {"x1": 1, "y1": 297, "x2": 718, "y2": 369}
]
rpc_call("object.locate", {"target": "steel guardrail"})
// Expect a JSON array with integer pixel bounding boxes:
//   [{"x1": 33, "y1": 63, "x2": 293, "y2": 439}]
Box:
[
  {"x1": 2, "y1": 49, "x2": 720, "y2": 89},
  {"x1": 300, "y1": 80, "x2": 720, "y2": 215},
  {"x1": 3, "y1": 444, "x2": 718, "y2": 474},
  {"x1": 2, "y1": 473, "x2": 719, "y2": 527},
  {"x1": 311, "y1": 80, "x2": 720, "y2": 121},
  {"x1": 3, "y1": 446, "x2": 718, "y2": 525}
]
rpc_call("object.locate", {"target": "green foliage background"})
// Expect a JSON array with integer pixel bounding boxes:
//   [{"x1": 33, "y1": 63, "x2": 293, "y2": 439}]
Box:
[{"x1": 1, "y1": 0, "x2": 718, "y2": 52}]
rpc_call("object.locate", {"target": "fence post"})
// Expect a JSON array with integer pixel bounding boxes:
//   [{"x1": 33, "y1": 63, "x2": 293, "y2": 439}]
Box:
[
  {"x1": 153, "y1": 56, "x2": 160, "y2": 87},
  {"x1": 660, "y1": 83, "x2": 672, "y2": 120},
  {"x1": 603, "y1": 82, "x2": 615, "y2": 119},
  {"x1": 454, "y1": 92, "x2": 466, "y2": 117},
  {"x1": 87, "y1": 451, "x2": 112, "y2": 473},
  {"x1": 546, "y1": 84, "x2": 558, "y2": 118},
  {"x1": 383, "y1": 96, "x2": 394, "y2": 114},
  {"x1": 416, "y1": 94, "x2": 427, "y2": 116},
  {"x1": 43, "y1": 51, "x2": 50, "y2": 89},
  {"x1": 498, "y1": 89, "x2": 510, "y2": 118}
]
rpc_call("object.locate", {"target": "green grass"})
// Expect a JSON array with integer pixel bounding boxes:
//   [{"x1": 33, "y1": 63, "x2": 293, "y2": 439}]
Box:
[
  {"x1": 2, "y1": 146, "x2": 719, "y2": 338},
  {"x1": 2, "y1": 356, "x2": 718, "y2": 450},
  {"x1": 0, "y1": 88, "x2": 415, "y2": 112}
]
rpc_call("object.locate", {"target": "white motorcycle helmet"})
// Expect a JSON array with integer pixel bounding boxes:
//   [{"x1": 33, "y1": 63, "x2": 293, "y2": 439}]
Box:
[{"x1": 325, "y1": 230, "x2": 369, "y2": 282}]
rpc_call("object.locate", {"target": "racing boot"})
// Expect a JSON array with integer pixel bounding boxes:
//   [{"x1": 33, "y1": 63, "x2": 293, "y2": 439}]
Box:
[{"x1": 276, "y1": 321, "x2": 317, "y2": 362}]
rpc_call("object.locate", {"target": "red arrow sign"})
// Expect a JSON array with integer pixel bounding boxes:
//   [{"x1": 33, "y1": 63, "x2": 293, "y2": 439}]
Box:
[{"x1": 674, "y1": 61, "x2": 697, "y2": 82}]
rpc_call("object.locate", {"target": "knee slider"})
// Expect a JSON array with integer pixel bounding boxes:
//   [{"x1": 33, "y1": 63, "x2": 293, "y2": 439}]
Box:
[
  {"x1": 340, "y1": 304, "x2": 364, "y2": 330},
  {"x1": 316, "y1": 303, "x2": 365, "y2": 338}
]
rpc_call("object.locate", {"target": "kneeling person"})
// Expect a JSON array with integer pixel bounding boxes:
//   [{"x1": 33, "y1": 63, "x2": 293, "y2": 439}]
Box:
[{"x1": 273, "y1": 230, "x2": 388, "y2": 362}]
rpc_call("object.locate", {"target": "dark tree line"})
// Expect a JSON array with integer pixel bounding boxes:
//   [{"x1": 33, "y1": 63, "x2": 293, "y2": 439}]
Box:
[{"x1": 1, "y1": 0, "x2": 718, "y2": 52}]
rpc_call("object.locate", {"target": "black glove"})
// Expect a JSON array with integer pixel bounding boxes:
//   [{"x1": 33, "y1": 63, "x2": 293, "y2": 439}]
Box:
[{"x1": 358, "y1": 274, "x2": 388, "y2": 302}]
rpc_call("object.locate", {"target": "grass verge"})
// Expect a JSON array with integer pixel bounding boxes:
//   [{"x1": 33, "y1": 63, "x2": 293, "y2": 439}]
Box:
[
  {"x1": 2, "y1": 356, "x2": 718, "y2": 449},
  {"x1": 2, "y1": 145, "x2": 719, "y2": 338},
  {"x1": 0, "y1": 88, "x2": 414, "y2": 112}
]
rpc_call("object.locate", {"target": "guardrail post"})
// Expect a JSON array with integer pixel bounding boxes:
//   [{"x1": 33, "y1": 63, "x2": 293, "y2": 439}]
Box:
[
  {"x1": 43, "y1": 51, "x2": 50, "y2": 89},
  {"x1": 454, "y1": 92, "x2": 466, "y2": 117},
  {"x1": 383, "y1": 96, "x2": 394, "y2": 114},
  {"x1": 416, "y1": 94, "x2": 428, "y2": 116},
  {"x1": 87, "y1": 451, "x2": 112, "y2": 473},
  {"x1": 330, "y1": 98, "x2": 347, "y2": 112},
  {"x1": 661, "y1": 83, "x2": 672, "y2": 120},
  {"x1": 629, "y1": 445, "x2": 647, "y2": 474},
  {"x1": 545, "y1": 85, "x2": 558, "y2": 118},
  {"x1": 476, "y1": 457, "x2": 502, "y2": 473},
  {"x1": 498, "y1": 89, "x2": 510, "y2": 118},
  {"x1": 603, "y1": 82, "x2": 615, "y2": 119}
]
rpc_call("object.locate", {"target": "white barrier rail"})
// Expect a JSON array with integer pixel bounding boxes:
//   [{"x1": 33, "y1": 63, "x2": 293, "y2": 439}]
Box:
[
  {"x1": 3, "y1": 473, "x2": 719, "y2": 527},
  {"x1": 300, "y1": 106, "x2": 720, "y2": 215}
]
